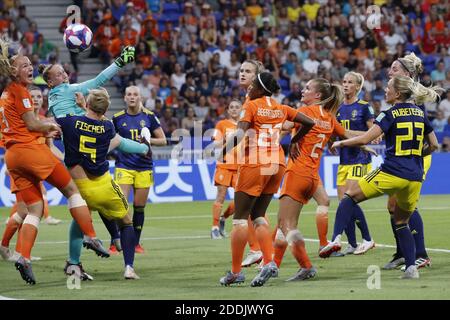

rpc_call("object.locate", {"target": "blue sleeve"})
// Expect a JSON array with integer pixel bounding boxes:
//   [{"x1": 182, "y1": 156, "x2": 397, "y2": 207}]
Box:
[
  {"x1": 148, "y1": 114, "x2": 161, "y2": 132},
  {"x1": 424, "y1": 115, "x2": 434, "y2": 135},
  {"x1": 374, "y1": 111, "x2": 392, "y2": 134},
  {"x1": 107, "y1": 121, "x2": 116, "y2": 140},
  {"x1": 70, "y1": 63, "x2": 120, "y2": 95},
  {"x1": 364, "y1": 104, "x2": 375, "y2": 121},
  {"x1": 112, "y1": 116, "x2": 119, "y2": 133}
]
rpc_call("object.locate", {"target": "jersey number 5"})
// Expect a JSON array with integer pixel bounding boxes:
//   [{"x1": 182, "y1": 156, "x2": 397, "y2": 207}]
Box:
[
  {"x1": 395, "y1": 122, "x2": 424, "y2": 156},
  {"x1": 79, "y1": 135, "x2": 97, "y2": 162}
]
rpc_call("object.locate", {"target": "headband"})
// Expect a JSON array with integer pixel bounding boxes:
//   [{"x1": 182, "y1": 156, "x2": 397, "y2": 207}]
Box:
[
  {"x1": 257, "y1": 73, "x2": 271, "y2": 94},
  {"x1": 397, "y1": 59, "x2": 413, "y2": 78}
]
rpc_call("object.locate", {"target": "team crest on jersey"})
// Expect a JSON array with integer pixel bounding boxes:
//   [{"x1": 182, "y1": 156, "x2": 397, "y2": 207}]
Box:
[
  {"x1": 122, "y1": 122, "x2": 127, "y2": 127},
  {"x1": 140, "y1": 120, "x2": 146, "y2": 128},
  {"x1": 351, "y1": 109, "x2": 358, "y2": 120},
  {"x1": 22, "y1": 98, "x2": 32, "y2": 109}
]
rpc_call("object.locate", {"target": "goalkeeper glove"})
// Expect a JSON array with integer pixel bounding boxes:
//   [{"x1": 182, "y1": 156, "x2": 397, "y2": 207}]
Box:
[{"x1": 114, "y1": 46, "x2": 135, "y2": 68}]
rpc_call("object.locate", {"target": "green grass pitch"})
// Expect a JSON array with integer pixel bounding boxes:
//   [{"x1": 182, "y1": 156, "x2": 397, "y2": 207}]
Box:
[{"x1": 0, "y1": 195, "x2": 449, "y2": 300}]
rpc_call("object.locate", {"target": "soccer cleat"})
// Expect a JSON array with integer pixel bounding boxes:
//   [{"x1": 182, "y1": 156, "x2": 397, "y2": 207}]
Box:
[
  {"x1": 15, "y1": 256, "x2": 36, "y2": 285},
  {"x1": 250, "y1": 261, "x2": 278, "y2": 287},
  {"x1": 109, "y1": 244, "x2": 120, "y2": 256},
  {"x1": 319, "y1": 240, "x2": 342, "y2": 258},
  {"x1": 400, "y1": 257, "x2": 431, "y2": 271},
  {"x1": 286, "y1": 266, "x2": 317, "y2": 282},
  {"x1": 401, "y1": 265, "x2": 419, "y2": 279},
  {"x1": 124, "y1": 265, "x2": 140, "y2": 280},
  {"x1": 0, "y1": 245, "x2": 11, "y2": 260},
  {"x1": 220, "y1": 271, "x2": 245, "y2": 286},
  {"x1": 7, "y1": 251, "x2": 41, "y2": 262},
  {"x1": 330, "y1": 251, "x2": 345, "y2": 257},
  {"x1": 354, "y1": 240, "x2": 375, "y2": 255},
  {"x1": 241, "y1": 250, "x2": 263, "y2": 267},
  {"x1": 382, "y1": 253, "x2": 405, "y2": 270},
  {"x1": 82, "y1": 237, "x2": 110, "y2": 258},
  {"x1": 113, "y1": 238, "x2": 122, "y2": 252},
  {"x1": 64, "y1": 261, "x2": 94, "y2": 281},
  {"x1": 135, "y1": 244, "x2": 145, "y2": 254},
  {"x1": 210, "y1": 228, "x2": 222, "y2": 240},
  {"x1": 219, "y1": 217, "x2": 227, "y2": 238},
  {"x1": 342, "y1": 245, "x2": 357, "y2": 255},
  {"x1": 43, "y1": 216, "x2": 62, "y2": 225}
]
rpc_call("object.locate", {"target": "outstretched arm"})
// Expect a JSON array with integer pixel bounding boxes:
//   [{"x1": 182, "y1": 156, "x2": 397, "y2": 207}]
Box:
[
  {"x1": 331, "y1": 124, "x2": 383, "y2": 151},
  {"x1": 72, "y1": 46, "x2": 135, "y2": 95}
]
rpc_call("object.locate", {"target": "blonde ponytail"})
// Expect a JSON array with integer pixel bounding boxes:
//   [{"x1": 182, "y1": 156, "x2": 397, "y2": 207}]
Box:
[
  {"x1": 312, "y1": 78, "x2": 344, "y2": 115},
  {"x1": 392, "y1": 76, "x2": 442, "y2": 105}
]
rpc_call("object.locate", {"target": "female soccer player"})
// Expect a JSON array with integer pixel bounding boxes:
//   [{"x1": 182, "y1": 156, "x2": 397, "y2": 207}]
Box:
[
  {"x1": 219, "y1": 72, "x2": 315, "y2": 287},
  {"x1": 334, "y1": 72, "x2": 375, "y2": 256},
  {"x1": 57, "y1": 88, "x2": 150, "y2": 279},
  {"x1": 38, "y1": 46, "x2": 148, "y2": 274},
  {"x1": 237, "y1": 59, "x2": 266, "y2": 267},
  {"x1": 0, "y1": 86, "x2": 62, "y2": 262},
  {"x1": 383, "y1": 53, "x2": 433, "y2": 270},
  {"x1": 321, "y1": 76, "x2": 440, "y2": 279},
  {"x1": 0, "y1": 40, "x2": 108, "y2": 285},
  {"x1": 276, "y1": 78, "x2": 372, "y2": 281},
  {"x1": 210, "y1": 99, "x2": 242, "y2": 239},
  {"x1": 112, "y1": 85, "x2": 166, "y2": 254}
]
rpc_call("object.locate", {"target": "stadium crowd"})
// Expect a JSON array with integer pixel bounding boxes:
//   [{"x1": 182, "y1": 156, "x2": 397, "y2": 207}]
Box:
[{"x1": 0, "y1": 0, "x2": 449, "y2": 147}]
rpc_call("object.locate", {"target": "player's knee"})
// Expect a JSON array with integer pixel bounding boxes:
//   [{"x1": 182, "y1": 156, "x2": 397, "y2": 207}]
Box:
[
  {"x1": 286, "y1": 229, "x2": 303, "y2": 245},
  {"x1": 232, "y1": 219, "x2": 248, "y2": 227},
  {"x1": 316, "y1": 205, "x2": 329, "y2": 216},
  {"x1": 343, "y1": 193, "x2": 357, "y2": 204},
  {"x1": 252, "y1": 216, "x2": 267, "y2": 228},
  {"x1": 67, "y1": 193, "x2": 87, "y2": 209},
  {"x1": 12, "y1": 212, "x2": 25, "y2": 224},
  {"x1": 275, "y1": 228, "x2": 287, "y2": 242}
]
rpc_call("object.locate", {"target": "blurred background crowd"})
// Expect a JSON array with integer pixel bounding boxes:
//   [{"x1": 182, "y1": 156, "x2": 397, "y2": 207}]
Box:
[{"x1": 1, "y1": 0, "x2": 450, "y2": 149}]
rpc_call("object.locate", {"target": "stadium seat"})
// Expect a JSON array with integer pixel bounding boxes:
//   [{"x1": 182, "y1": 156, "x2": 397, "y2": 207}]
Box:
[
  {"x1": 162, "y1": 2, "x2": 180, "y2": 14},
  {"x1": 278, "y1": 78, "x2": 289, "y2": 91}
]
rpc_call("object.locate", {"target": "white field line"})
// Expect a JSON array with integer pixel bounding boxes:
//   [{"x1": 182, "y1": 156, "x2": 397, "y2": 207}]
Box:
[
  {"x1": 29, "y1": 234, "x2": 450, "y2": 254},
  {"x1": 0, "y1": 295, "x2": 20, "y2": 300},
  {"x1": 80, "y1": 206, "x2": 448, "y2": 222}
]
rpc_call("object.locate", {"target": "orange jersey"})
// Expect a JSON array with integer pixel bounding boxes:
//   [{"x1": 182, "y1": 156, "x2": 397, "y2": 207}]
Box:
[
  {"x1": 214, "y1": 118, "x2": 239, "y2": 170},
  {"x1": 287, "y1": 105, "x2": 345, "y2": 178},
  {"x1": 0, "y1": 82, "x2": 44, "y2": 148},
  {"x1": 240, "y1": 96, "x2": 298, "y2": 166}
]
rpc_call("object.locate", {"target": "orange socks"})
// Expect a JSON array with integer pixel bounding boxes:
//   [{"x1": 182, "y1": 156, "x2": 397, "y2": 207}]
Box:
[
  {"x1": 212, "y1": 202, "x2": 223, "y2": 227},
  {"x1": 223, "y1": 202, "x2": 235, "y2": 219},
  {"x1": 43, "y1": 198, "x2": 49, "y2": 219},
  {"x1": 247, "y1": 216, "x2": 260, "y2": 251},
  {"x1": 316, "y1": 206, "x2": 329, "y2": 247},
  {"x1": 287, "y1": 230, "x2": 312, "y2": 269},
  {"x1": 68, "y1": 194, "x2": 96, "y2": 238},
  {"x1": 15, "y1": 225, "x2": 22, "y2": 253},
  {"x1": 1, "y1": 213, "x2": 22, "y2": 247},
  {"x1": 231, "y1": 220, "x2": 248, "y2": 274},
  {"x1": 273, "y1": 229, "x2": 288, "y2": 267},
  {"x1": 253, "y1": 218, "x2": 274, "y2": 265},
  {"x1": 19, "y1": 215, "x2": 40, "y2": 260}
]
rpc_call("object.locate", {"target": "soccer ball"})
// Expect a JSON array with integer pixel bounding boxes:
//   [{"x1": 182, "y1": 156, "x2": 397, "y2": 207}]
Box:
[{"x1": 63, "y1": 23, "x2": 93, "y2": 53}]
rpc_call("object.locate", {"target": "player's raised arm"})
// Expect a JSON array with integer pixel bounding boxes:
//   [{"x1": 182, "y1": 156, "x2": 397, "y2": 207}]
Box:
[{"x1": 71, "y1": 46, "x2": 135, "y2": 95}]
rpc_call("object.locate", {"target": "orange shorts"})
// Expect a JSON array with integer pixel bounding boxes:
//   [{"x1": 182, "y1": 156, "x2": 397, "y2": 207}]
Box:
[
  {"x1": 5, "y1": 143, "x2": 61, "y2": 192},
  {"x1": 235, "y1": 164, "x2": 285, "y2": 197},
  {"x1": 280, "y1": 171, "x2": 320, "y2": 204},
  {"x1": 214, "y1": 167, "x2": 238, "y2": 188}
]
